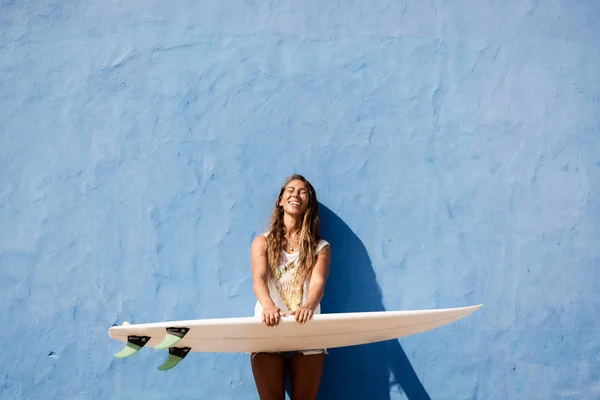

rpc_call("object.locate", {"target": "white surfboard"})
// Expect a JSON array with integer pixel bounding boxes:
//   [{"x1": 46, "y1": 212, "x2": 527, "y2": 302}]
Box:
[{"x1": 108, "y1": 304, "x2": 482, "y2": 370}]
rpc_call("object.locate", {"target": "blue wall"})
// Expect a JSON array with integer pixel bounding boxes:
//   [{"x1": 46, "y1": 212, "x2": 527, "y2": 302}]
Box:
[{"x1": 1, "y1": 1, "x2": 599, "y2": 399}]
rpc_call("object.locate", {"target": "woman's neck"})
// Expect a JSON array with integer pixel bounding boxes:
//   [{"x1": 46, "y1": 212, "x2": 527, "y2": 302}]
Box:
[{"x1": 283, "y1": 213, "x2": 302, "y2": 237}]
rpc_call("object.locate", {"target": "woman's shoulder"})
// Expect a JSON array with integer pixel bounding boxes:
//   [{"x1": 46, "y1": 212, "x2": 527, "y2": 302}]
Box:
[
  {"x1": 253, "y1": 231, "x2": 270, "y2": 241},
  {"x1": 316, "y1": 238, "x2": 330, "y2": 253},
  {"x1": 251, "y1": 233, "x2": 268, "y2": 252}
]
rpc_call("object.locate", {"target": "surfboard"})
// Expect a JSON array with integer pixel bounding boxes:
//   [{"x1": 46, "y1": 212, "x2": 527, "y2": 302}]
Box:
[{"x1": 109, "y1": 304, "x2": 482, "y2": 370}]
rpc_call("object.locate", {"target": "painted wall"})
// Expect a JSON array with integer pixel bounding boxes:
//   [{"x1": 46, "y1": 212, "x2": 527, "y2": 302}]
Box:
[{"x1": 1, "y1": 1, "x2": 599, "y2": 399}]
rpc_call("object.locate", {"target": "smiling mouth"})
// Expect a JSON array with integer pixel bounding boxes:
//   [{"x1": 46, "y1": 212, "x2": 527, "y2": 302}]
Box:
[{"x1": 289, "y1": 201, "x2": 301, "y2": 206}]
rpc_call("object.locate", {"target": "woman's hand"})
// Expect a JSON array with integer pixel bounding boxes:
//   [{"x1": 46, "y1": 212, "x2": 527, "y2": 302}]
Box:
[
  {"x1": 262, "y1": 306, "x2": 285, "y2": 327},
  {"x1": 291, "y1": 304, "x2": 315, "y2": 324}
]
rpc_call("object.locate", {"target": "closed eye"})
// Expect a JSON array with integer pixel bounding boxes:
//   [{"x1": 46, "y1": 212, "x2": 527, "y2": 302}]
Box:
[{"x1": 285, "y1": 186, "x2": 308, "y2": 195}]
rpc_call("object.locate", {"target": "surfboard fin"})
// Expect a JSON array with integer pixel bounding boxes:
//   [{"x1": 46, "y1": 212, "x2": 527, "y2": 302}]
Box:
[
  {"x1": 154, "y1": 327, "x2": 190, "y2": 350},
  {"x1": 114, "y1": 335, "x2": 151, "y2": 358},
  {"x1": 157, "y1": 347, "x2": 191, "y2": 371}
]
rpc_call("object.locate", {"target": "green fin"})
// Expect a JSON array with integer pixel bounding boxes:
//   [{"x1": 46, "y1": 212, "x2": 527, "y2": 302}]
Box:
[
  {"x1": 154, "y1": 333, "x2": 183, "y2": 350},
  {"x1": 114, "y1": 336, "x2": 150, "y2": 358},
  {"x1": 157, "y1": 347, "x2": 191, "y2": 371},
  {"x1": 157, "y1": 353, "x2": 185, "y2": 371},
  {"x1": 154, "y1": 327, "x2": 189, "y2": 350},
  {"x1": 115, "y1": 343, "x2": 142, "y2": 358}
]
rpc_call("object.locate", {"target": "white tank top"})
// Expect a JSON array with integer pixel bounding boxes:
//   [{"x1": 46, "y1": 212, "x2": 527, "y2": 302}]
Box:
[{"x1": 254, "y1": 234, "x2": 330, "y2": 317}]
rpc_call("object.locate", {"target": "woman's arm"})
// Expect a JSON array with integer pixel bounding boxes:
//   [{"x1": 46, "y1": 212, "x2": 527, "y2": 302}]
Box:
[
  {"x1": 293, "y1": 244, "x2": 331, "y2": 324},
  {"x1": 251, "y1": 235, "x2": 284, "y2": 326}
]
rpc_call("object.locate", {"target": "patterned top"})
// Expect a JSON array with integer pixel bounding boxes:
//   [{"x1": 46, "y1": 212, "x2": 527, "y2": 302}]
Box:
[{"x1": 254, "y1": 236, "x2": 330, "y2": 317}]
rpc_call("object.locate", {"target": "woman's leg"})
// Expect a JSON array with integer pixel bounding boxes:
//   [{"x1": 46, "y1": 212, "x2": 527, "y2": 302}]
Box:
[
  {"x1": 289, "y1": 353, "x2": 325, "y2": 400},
  {"x1": 250, "y1": 352, "x2": 287, "y2": 400}
]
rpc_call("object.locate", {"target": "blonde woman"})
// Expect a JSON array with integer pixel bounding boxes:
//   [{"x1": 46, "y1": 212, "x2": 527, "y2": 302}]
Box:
[{"x1": 250, "y1": 174, "x2": 331, "y2": 400}]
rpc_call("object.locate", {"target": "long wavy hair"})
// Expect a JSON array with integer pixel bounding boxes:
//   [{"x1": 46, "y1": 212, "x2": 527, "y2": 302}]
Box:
[{"x1": 265, "y1": 174, "x2": 321, "y2": 284}]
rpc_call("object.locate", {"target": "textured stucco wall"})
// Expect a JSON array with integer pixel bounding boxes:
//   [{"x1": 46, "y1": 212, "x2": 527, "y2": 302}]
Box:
[{"x1": 1, "y1": 1, "x2": 599, "y2": 399}]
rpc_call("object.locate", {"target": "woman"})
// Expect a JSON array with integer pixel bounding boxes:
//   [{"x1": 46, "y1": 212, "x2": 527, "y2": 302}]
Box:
[{"x1": 250, "y1": 174, "x2": 331, "y2": 400}]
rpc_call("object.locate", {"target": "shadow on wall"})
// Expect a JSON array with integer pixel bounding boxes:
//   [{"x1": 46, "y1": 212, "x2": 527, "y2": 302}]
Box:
[{"x1": 317, "y1": 204, "x2": 431, "y2": 400}]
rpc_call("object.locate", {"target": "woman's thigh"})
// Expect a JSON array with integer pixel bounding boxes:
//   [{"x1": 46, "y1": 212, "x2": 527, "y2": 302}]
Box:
[
  {"x1": 250, "y1": 352, "x2": 287, "y2": 400},
  {"x1": 289, "y1": 353, "x2": 325, "y2": 400}
]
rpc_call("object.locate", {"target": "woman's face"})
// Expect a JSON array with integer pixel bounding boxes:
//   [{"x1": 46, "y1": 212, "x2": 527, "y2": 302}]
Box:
[{"x1": 279, "y1": 179, "x2": 310, "y2": 216}]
